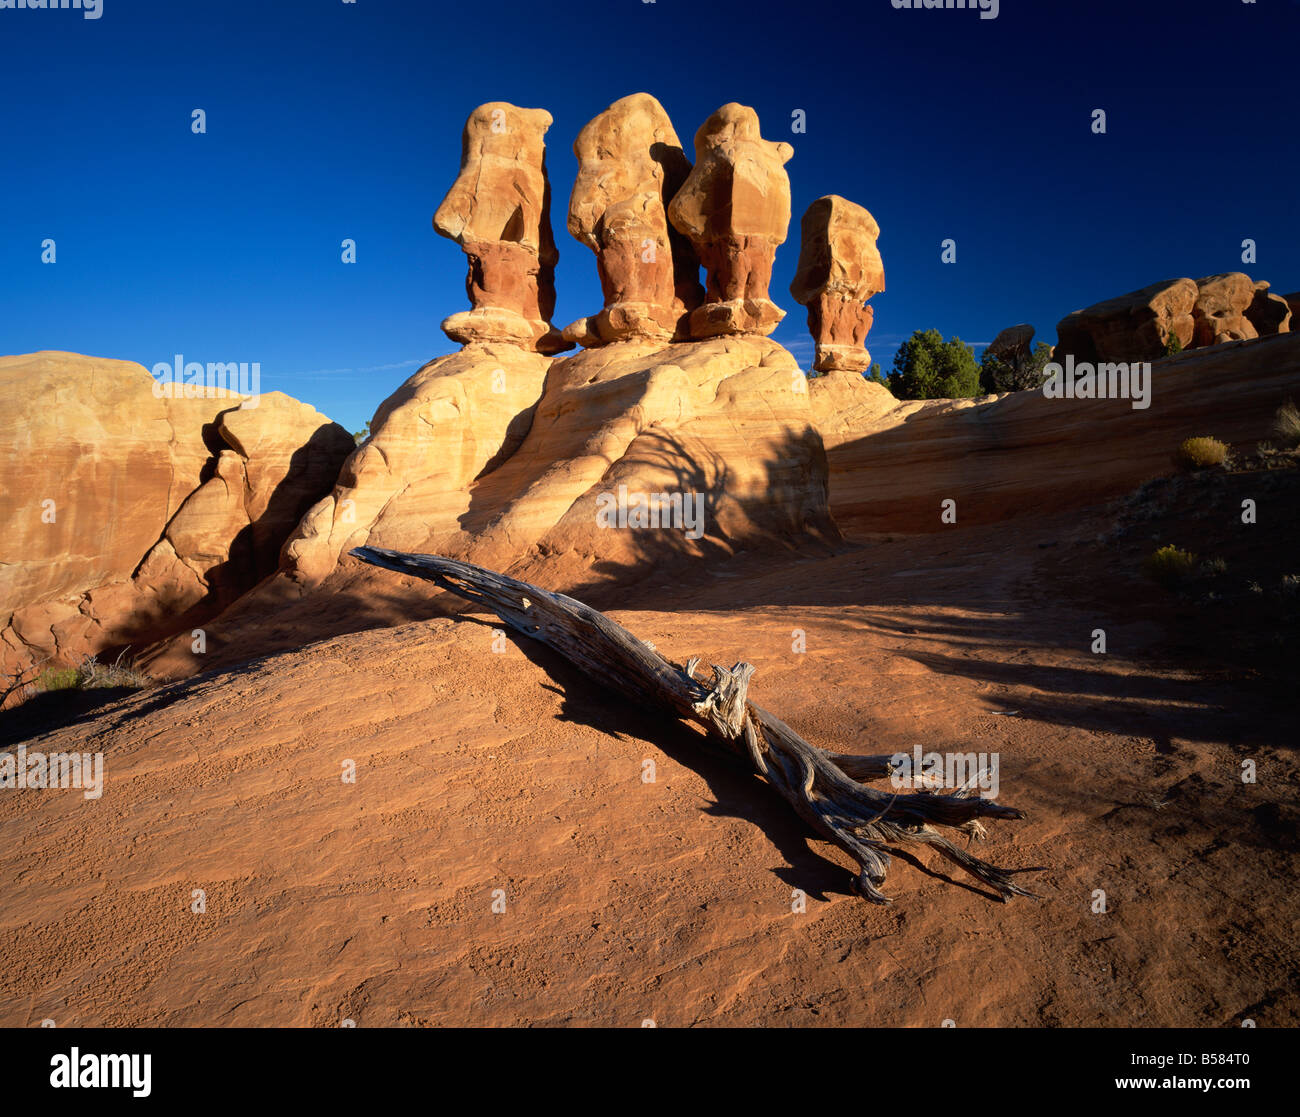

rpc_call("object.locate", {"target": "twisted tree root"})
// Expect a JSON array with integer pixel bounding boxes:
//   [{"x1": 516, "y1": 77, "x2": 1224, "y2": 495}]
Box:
[{"x1": 351, "y1": 546, "x2": 1041, "y2": 903}]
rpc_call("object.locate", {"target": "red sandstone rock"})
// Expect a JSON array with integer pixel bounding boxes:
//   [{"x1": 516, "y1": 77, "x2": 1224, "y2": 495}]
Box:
[
  {"x1": 667, "y1": 104, "x2": 793, "y2": 339},
  {"x1": 433, "y1": 103, "x2": 571, "y2": 355},
  {"x1": 562, "y1": 93, "x2": 703, "y2": 347},
  {"x1": 1055, "y1": 279, "x2": 1197, "y2": 363},
  {"x1": 1192, "y1": 273, "x2": 1260, "y2": 348},
  {"x1": 789, "y1": 195, "x2": 884, "y2": 373}
]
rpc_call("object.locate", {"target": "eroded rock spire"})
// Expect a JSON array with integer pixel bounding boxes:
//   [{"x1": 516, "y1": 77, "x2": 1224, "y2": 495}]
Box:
[
  {"x1": 433, "y1": 102, "x2": 571, "y2": 354},
  {"x1": 667, "y1": 103, "x2": 793, "y2": 339},
  {"x1": 563, "y1": 93, "x2": 703, "y2": 347},
  {"x1": 789, "y1": 195, "x2": 885, "y2": 373}
]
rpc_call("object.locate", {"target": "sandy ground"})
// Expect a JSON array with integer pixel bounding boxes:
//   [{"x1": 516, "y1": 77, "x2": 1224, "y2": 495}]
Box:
[{"x1": 2, "y1": 502, "x2": 1295, "y2": 1027}]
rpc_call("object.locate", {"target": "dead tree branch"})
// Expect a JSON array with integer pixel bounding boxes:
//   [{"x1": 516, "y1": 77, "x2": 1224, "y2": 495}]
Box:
[{"x1": 351, "y1": 546, "x2": 1039, "y2": 903}]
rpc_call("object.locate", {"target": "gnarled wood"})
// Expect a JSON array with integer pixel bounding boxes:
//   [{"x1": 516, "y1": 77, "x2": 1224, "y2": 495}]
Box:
[{"x1": 351, "y1": 546, "x2": 1039, "y2": 903}]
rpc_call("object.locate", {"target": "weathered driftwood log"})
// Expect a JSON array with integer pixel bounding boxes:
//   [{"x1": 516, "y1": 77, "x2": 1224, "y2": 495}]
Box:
[{"x1": 351, "y1": 546, "x2": 1038, "y2": 903}]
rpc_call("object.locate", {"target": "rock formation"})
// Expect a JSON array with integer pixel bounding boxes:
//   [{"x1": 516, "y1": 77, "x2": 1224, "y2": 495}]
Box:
[
  {"x1": 667, "y1": 104, "x2": 793, "y2": 339},
  {"x1": 281, "y1": 345, "x2": 553, "y2": 585},
  {"x1": 1192, "y1": 273, "x2": 1259, "y2": 348},
  {"x1": 1283, "y1": 291, "x2": 1300, "y2": 325},
  {"x1": 1055, "y1": 278, "x2": 1198, "y2": 363},
  {"x1": 562, "y1": 93, "x2": 703, "y2": 347},
  {"x1": 986, "y1": 324, "x2": 1037, "y2": 364},
  {"x1": 432, "y1": 336, "x2": 838, "y2": 588},
  {"x1": 0, "y1": 352, "x2": 352, "y2": 682},
  {"x1": 788, "y1": 195, "x2": 884, "y2": 373},
  {"x1": 1245, "y1": 280, "x2": 1292, "y2": 337},
  {"x1": 817, "y1": 333, "x2": 1300, "y2": 534},
  {"x1": 433, "y1": 103, "x2": 570, "y2": 355}
]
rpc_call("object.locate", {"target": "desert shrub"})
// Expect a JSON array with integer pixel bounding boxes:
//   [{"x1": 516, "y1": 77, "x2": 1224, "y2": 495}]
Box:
[
  {"x1": 888, "y1": 330, "x2": 981, "y2": 399},
  {"x1": 1273, "y1": 400, "x2": 1300, "y2": 448},
  {"x1": 36, "y1": 653, "x2": 151, "y2": 695},
  {"x1": 979, "y1": 341, "x2": 1054, "y2": 394},
  {"x1": 1144, "y1": 545, "x2": 1199, "y2": 589},
  {"x1": 1163, "y1": 331, "x2": 1183, "y2": 357},
  {"x1": 1174, "y1": 436, "x2": 1228, "y2": 471},
  {"x1": 38, "y1": 666, "x2": 81, "y2": 692},
  {"x1": 1201, "y1": 557, "x2": 1228, "y2": 577},
  {"x1": 1282, "y1": 574, "x2": 1300, "y2": 599}
]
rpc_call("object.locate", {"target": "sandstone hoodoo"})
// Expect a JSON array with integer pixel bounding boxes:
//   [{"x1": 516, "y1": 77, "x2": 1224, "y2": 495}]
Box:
[
  {"x1": 667, "y1": 103, "x2": 794, "y2": 339},
  {"x1": 275, "y1": 96, "x2": 828, "y2": 599},
  {"x1": 789, "y1": 194, "x2": 885, "y2": 373},
  {"x1": 986, "y1": 323, "x2": 1038, "y2": 364},
  {"x1": 562, "y1": 93, "x2": 703, "y2": 347},
  {"x1": 433, "y1": 102, "x2": 571, "y2": 355}
]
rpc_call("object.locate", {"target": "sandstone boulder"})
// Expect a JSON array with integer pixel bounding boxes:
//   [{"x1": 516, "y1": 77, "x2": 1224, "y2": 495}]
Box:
[
  {"x1": 1283, "y1": 292, "x2": 1300, "y2": 324},
  {"x1": 788, "y1": 195, "x2": 884, "y2": 373},
  {"x1": 430, "y1": 336, "x2": 838, "y2": 589},
  {"x1": 433, "y1": 103, "x2": 570, "y2": 355},
  {"x1": 1245, "y1": 281, "x2": 1292, "y2": 337},
  {"x1": 0, "y1": 353, "x2": 352, "y2": 683},
  {"x1": 986, "y1": 324, "x2": 1037, "y2": 363},
  {"x1": 667, "y1": 104, "x2": 793, "y2": 339},
  {"x1": 1192, "y1": 273, "x2": 1259, "y2": 348},
  {"x1": 281, "y1": 345, "x2": 553, "y2": 585},
  {"x1": 1055, "y1": 278, "x2": 1197, "y2": 364},
  {"x1": 562, "y1": 93, "x2": 703, "y2": 347}
]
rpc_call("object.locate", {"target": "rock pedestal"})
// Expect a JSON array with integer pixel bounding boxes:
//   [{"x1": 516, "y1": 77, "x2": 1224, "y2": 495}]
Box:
[
  {"x1": 789, "y1": 195, "x2": 884, "y2": 372},
  {"x1": 433, "y1": 103, "x2": 571, "y2": 355},
  {"x1": 562, "y1": 93, "x2": 703, "y2": 347},
  {"x1": 667, "y1": 104, "x2": 793, "y2": 339}
]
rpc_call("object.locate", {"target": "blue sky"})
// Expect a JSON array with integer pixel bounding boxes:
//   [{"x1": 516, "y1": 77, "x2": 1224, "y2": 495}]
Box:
[{"x1": 2, "y1": 0, "x2": 1297, "y2": 433}]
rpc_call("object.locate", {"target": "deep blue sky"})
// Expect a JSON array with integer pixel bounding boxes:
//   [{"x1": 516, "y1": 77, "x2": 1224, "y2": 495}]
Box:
[{"x1": 2, "y1": 0, "x2": 1297, "y2": 433}]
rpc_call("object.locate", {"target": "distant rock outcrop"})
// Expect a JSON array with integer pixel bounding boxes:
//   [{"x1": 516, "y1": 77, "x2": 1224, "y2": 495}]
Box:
[
  {"x1": 818, "y1": 333, "x2": 1300, "y2": 534},
  {"x1": 562, "y1": 93, "x2": 703, "y2": 347},
  {"x1": 1245, "y1": 280, "x2": 1292, "y2": 337},
  {"x1": 986, "y1": 324, "x2": 1037, "y2": 363},
  {"x1": 1055, "y1": 278, "x2": 1197, "y2": 364},
  {"x1": 789, "y1": 195, "x2": 884, "y2": 373},
  {"x1": 667, "y1": 104, "x2": 793, "y2": 339},
  {"x1": 1192, "y1": 273, "x2": 1259, "y2": 348},
  {"x1": 0, "y1": 353, "x2": 352, "y2": 682},
  {"x1": 433, "y1": 102, "x2": 571, "y2": 355}
]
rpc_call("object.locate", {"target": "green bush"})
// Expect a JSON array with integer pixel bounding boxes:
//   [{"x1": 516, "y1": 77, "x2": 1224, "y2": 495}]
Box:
[
  {"x1": 1163, "y1": 331, "x2": 1184, "y2": 357},
  {"x1": 979, "y1": 341, "x2": 1054, "y2": 394},
  {"x1": 35, "y1": 653, "x2": 151, "y2": 695},
  {"x1": 888, "y1": 329, "x2": 981, "y2": 400},
  {"x1": 1174, "y1": 436, "x2": 1228, "y2": 471},
  {"x1": 1144, "y1": 545, "x2": 1200, "y2": 589},
  {"x1": 38, "y1": 667, "x2": 82, "y2": 692}
]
